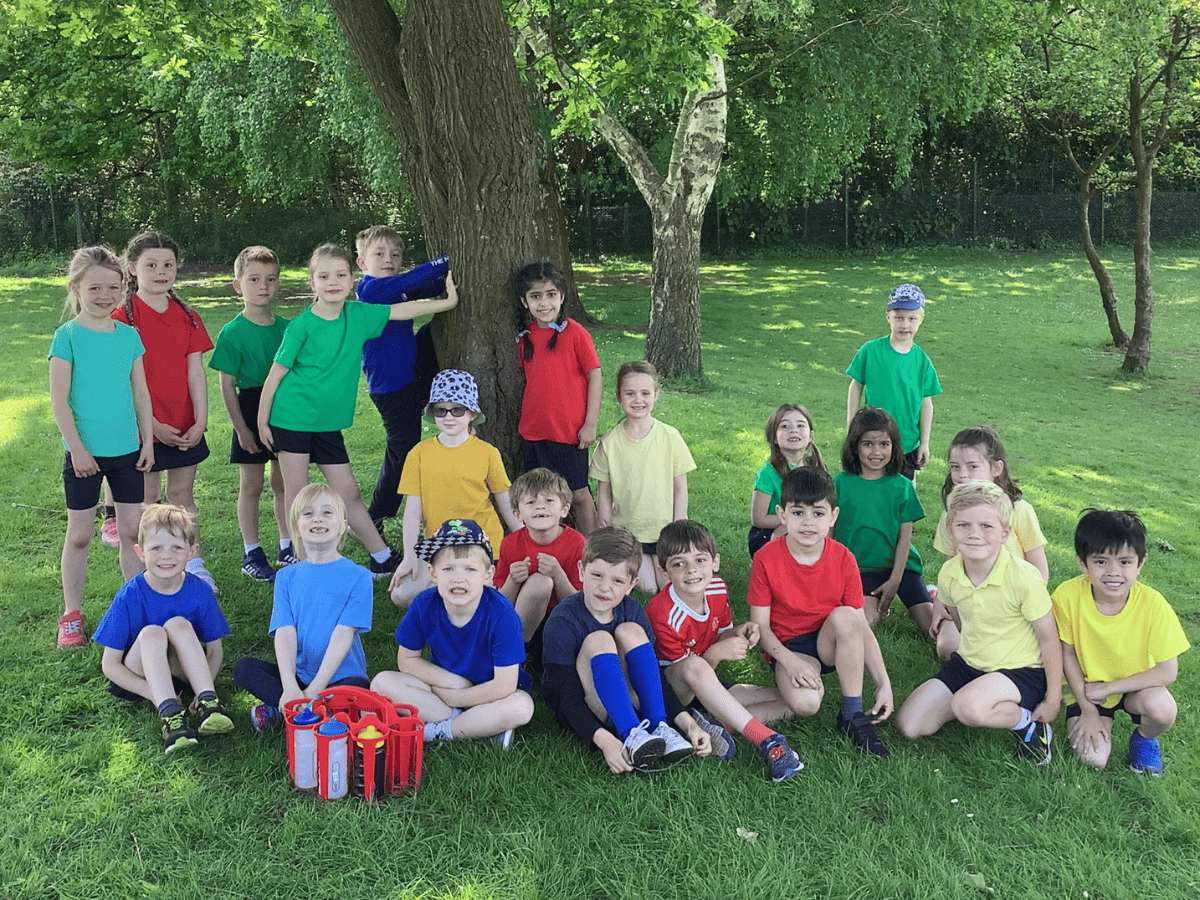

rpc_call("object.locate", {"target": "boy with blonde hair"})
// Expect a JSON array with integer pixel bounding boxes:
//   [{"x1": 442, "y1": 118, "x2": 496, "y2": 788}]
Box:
[{"x1": 896, "y1": 481, "x2": 1063, "y2": 763}]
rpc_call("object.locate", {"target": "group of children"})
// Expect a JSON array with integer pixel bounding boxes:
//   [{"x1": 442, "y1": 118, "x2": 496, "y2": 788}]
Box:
[{"x1": 50, "y1": 239, "x2": 1189, "y2": 776}]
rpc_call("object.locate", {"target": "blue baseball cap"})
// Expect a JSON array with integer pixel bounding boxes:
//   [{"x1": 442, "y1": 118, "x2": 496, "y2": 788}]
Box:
[{"x1": 887, "y1": 284, "x2": 925, "y2": 310}]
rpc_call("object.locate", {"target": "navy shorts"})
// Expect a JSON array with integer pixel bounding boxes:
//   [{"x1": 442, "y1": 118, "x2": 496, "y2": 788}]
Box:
[
  {"x1": 769, "y1": 630, "x2": 835, "y2": 676},
  {"x1": 934, "y1": 652, "x2": 1048, "y2": 711},
  {"x1": 901, "y1": 448, "x2": 923, "y2": 481},
  {"x1": 522, "y1": 439, "x2": 590, "y2": 492},
  {"x1": 271, "y1": 426, "x2": 350, "y2": 465},
  {"x1": 150, "y1": 436, "x2": 210, "y2": 473},
  {"x1": 641, "y1": 542, "x2": 658, "y2": 558},
  {"x1": 1065, "y1": 696, "x2": 1141, "y2": 726},
  {"x1": 230, "y1": 388, "x2": 276, "y2": 465},
  {"x1": 860, "y1": 569, "x2": 932, "y2": 610},
  {"x1": 63, "y1": 450, "x2": 144, "y2": 510},
  {"x1": 747, "y1": 526, "x2": 774, "y2": 558}
]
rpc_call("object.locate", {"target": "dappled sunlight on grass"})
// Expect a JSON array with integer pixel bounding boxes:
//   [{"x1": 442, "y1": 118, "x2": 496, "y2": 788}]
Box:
[
  {"x1": 0, "y1": 394, "x2": 49, "y2": 445},
  {"x1": 102, "y1": 738, "x2": 144, "y2": 786}
]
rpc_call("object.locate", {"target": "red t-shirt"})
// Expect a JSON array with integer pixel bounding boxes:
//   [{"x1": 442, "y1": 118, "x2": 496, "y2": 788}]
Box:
[
  {"x1": 517, "y1": 319, "x2": 600, "y2": 444},
  {"x1": 646, "y1": 578, "x2": 732, "y2": 664},
  {"x1": 113, "y1": 295, "x2": 213, "y2": 437},
  {"x1": 493, "y1": 525, "x2": 585, "y2": 610},
  {"x1": 747, "y1": 537, "x2": 863, "y2": 641}
]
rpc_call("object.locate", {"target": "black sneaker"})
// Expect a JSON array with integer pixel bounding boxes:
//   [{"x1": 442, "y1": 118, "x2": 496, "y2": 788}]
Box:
[
  {"x1": 1015, "y1": 721, "x2": 1053, "y2": 765},
  {"x1": 162, "y1": 711, "x2": 199, "y2": 754},
  {"x1": 760, "y1": 733, "x2": 803, "y2": 782},
  {"x1": 241, "y1": 547, "x2": 276, "y2": 582},
  {"x1": 277, "y1": 545, "x2": 300, "y2": 567},
  {"x1": 368, "y1": 549, "x2": 401, "y2": 579},
  {"x1": 836, "y1": 710, "x2": 890, "y2": 758},
  {"x1": 194, "y1": 696, "x2": 234, "y2": 736}
]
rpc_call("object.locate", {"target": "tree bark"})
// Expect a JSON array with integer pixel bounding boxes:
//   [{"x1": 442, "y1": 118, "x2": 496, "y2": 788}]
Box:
[{"x1": 327, "y1": 0, "x2": 576, "y2": 468}]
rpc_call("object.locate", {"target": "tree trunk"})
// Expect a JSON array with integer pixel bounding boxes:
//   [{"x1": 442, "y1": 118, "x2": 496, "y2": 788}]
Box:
[
  {"x1": 1077, "y1": 183, "x2": 1127, "y2": 348},
  {"x1": 327, "y1": 0, "x2": 576, "y2": 468},
  {"x1": 1123, "y1": 156, "x2": 1154, "y2": 373},
  {"x1": 645, "y1": 199, "x2": 703, "y2": 377}
]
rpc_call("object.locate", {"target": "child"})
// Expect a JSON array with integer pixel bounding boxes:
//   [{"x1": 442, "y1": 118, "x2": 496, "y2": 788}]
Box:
[
  {"x1": 748, "y1": 466, "x2": 893, "y2": 758},
  {"x1": 895, "y1": 481, "x2": 1063, "y2": 763},
  {"x1": 257, "y1": 243, "x2": 458, "y2": 578},
  {"x1": 748, "y1": 403, "x2": 826, "y2": 558},
  {"x1": 846, "y1": 283, "x2": 941, "y2": 480},
  {"x1": 372, "y1": 519, "x2": 535, "y2": 748},
  {"x1": 542, "y1": 526, "x2": 712, "y2": 772},
  {"x1": 390, "y1": 369, "x2": 521, "y2": 607},
  {"x1": 514, "y1": 262, "x2": 602, "y2": 534},
  {"x1": 934, "y1": 426, "x2": 1049, "y2": 583},
  {"x1": 94, "y1": 505, "x2": 233, "y2": 754},
  {"x1": 1052, "y1": 509, "x2": 1190, "y2": 773},
  {"x1": 647, "y1": 520, "x2": 803, "y2": 782},
  {"x1": 590, "y1": 360, "x2": 696, "y2": 592},
  {"x1": 209, "y1": 245, "x2": 291, "y2": 582},
  {"x1": 834, "y1": 407, "x2": 933, "y2": 634},
  {"x1": 231, "y1": 484, "x2": 374, "y2": 730},
  {"x1": 49, "y1": 246, "x2": 154, "y2": 647},
  {"x1": 494, "y1": 468, "x2": 585, "y2": 654},
  {"x1": 113, "y1": 230, "x2": 217, "y2": 590}
]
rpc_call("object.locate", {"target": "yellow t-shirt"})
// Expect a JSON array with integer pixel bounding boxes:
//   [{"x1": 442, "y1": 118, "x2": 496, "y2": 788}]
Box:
[
  {"x1": 934, "y1": 498, "x2": 1047, "y2": 559},
  {"x1": 589, "y1": 419, "x2": 696, "y2": 543},
  {"x1": 1051, "y1": 575, "x2": 1191, "y2": 707},
  {"x1": 938, "y1": 549, "x2": 1052, "y2": 672}
]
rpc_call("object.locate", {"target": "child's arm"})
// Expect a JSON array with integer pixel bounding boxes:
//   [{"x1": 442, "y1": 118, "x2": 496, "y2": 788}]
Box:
[
  {"x1": 535, "y1": 552, "x2": 577, "y2": 601},
  {"x1": 872, "y1": 521, "x2": 913, "y2": 618},
  {"x1": 493, "y1": 489, "x2": 522, "y2": 533},
  {"x1": 1084, "y1": 657, "x2": 1179, "y2": 704},
  {"x1": 578, "y1": 366, "x2": 602, "y2": 448},
  {"x1": 205, "y1": 637, "x2": 224, "y2": 682},
  {"x1": 917, "y1": 395, "x2": 934, "y2": 467},
  {"x1": 751, "y1": 490, "x2": 780, "y2": 530},
  {"x1": 1023, "y1": 546, "x2": 1050, "y2": 584},
  {"x1": 672, "y1": 473, "x2": 688, "y2": 521},
  {"x1": 100, "y1": 645, "x2": 153, "y2": 702},
  {"x1": 304, "y1": 624, "x2": 359, "y2": 696},
  {"x1": 860, "y1": 615, "x2": 894, "y2": 720},
  {"x1": 595, "y1": 480, "x2": 613, "y2": 527},
  {"x1": 178, "y1": 350, "x2": 209, "y2": 448},
  {"x1": 48, "y1": 357, "x2": 98, "y2": 477},
  {"x1": 273, "y1": 625, "x2": 304, "y2": 707},
  {"x1": 701, "y1": 622, "x2": 758, "y2": 667},
  {"x1": 927, "y1": 594, "x2": 961, "y2": 639},
  {"x1": 395, "y1": 644, "x2": 473, "y2": 689},
  {"x1": 219, "y1": 372, "x2": 262, "y2": 455},
  {"x1": 748, "y1": 605, "x2": 822, "y2": 691},
  {"x1": 846, "y1": 378, "x2": 864, "y2": 429},
  {"x1": 130, "y1": 357, "x2": 155, "y2": 471},
  {"x1": 386, "y1": 271, "x2": 459, "y2": 321},
  {"x1": 256, "y1": 362, "x2": 290, "y2": 453},
  {"x1": 433, "y1": 664, "x2": 521, "y2": 710},
  {"x1": 1030, "y1": 611, "x2": 1063, "y2": 723},
  {"x1": 1061, "y1": 640, "x2": 1108, "y2": 756},
  {"x1": 389, "y1": 495, "x2": 425, "y2": 591}
]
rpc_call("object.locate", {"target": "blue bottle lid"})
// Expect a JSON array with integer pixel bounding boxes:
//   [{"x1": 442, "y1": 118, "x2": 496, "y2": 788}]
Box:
[
  {"x1": 318, "y1": 719, "x2": 349, "y2": 736},
  {"x1": 295, "y1": 707, "x2": 321, "y2": 726}
]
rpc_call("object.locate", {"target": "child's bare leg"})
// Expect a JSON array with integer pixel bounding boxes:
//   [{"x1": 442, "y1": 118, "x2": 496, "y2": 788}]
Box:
[
  {"x1": 729, "y1": 684, "x2": 791, "y2": 725},
  {"x1": 448, "y1": 692, "x2": 535, "y2": 738},
  {"x1": 161, "y1": 616, "x2": 217, "y2": 695},
  {"x1": 390, "y1": 559, "x2": 432, "y2": 608},
  {"x1": 236, "y1": 463, "x2": 266, "y2": 546},
  {"x1": 774, "y1": 658, "x2": 824, "y2": 718},
  {"x1": 909, "y1": 600, "x2": 934, "y2": 639},
  {"x1": 935, "y1": 620, "x2": 961, "y2": 661},
  {"x1": 637, "y1": 553, "x2": 662, "y2": 594},
  {"x1": 60, "y1": 508, "x2": 94, "y2": 615},
  {"x1": 113, "y1": 501, "x2": 144, "y2": 580},
  {"x1": 667, "y1": 655, "x2": 751, "y2": 733},
  {"x1": 514, "y1": 574, "x2": 553, "y2": 642},
  {"x1": 1125, "y1": 686, "x2": 1178, "y2": 739},
  {"x1": 275, "y1": 451, "x2": 311, "y2": 534},
  {"x1": 817, "y1": 606, "x2": 866, "y2": 699},
  {"x1": 861, "y1": 593, "x2": 881, "y2": 626},
  {"x1": 269, "y1": 462, "x2": 289, "y2": 542},
  {"x1": 372, "y1": 670, "x2": 453, "y2": 721},
  {"x1": 571, "y1": 486, "x2": 597, "y2": 535},
  {"x1": 320, "y1": 462, "x2": 386, "y2": 554},
  {"x1": 895, "y1": 678, "x2": 955, "y2": 738},
  {"x1": 163, "y1": 465, "x2": 198, "y2": 514},
  {"x1": 142, "y1": 471, "x2": 165, "y2": 505},
  {"x1": 1066, "y1": 713, "x2": 1114, "y2": 769},
  {"x1": 125, "y1": 625, "x2": 182, "y2": 707},
  {"x1": 948, "y1": 672, "x2": 1023, "y2": 729}
]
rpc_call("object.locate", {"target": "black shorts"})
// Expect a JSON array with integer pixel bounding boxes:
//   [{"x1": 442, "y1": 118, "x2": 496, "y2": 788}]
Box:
[
  {"x1": 770, "y1": 630, "x2": 835, "y2": 675},
  {"x1": 63, "y1": 450, "x2": 144, "y2": 510},
  {"x1": 150, "y1": 436, "x2": 210, "y2": 472},
  {"x1": 860, "y1": 569, "x2": 932, "y2": 610},
  {"x1": 901, "y1": 448, "x2": 923, "y2": 481},
  {"x1": 934, "y1": 652, "x2": 1048, "y2": 711},
  {"x1": 230, "y1": 388, "x2": 276, "y2": 465},
  {"x1": 521, "y1": 439, "x2": 590, "y2": 492},
  {"x1": 271, "y1": 426, "x2": 350, "y2": 465},
  {"x1": 747, "y1": 526, "x2": 774, "y2": 558},
  {"x1": 641, "y1": 542, "x2": 658, "y2": 558},
  {"x1": 1065, "y1": 697, "x2": 1141, "y2": 726}
]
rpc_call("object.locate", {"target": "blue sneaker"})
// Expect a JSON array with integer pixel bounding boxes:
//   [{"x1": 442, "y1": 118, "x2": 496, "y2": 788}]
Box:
[
  {"x1": 1129, "y1": 730, "x2": 1163, "y2": 774},
  {"x1": 689, "y1": 710, "x2": 737, "y2": 761},
  {"x1": 250, "y1": 704, "x2": 281, "y2": 732},
  {"x1": 760, "y1": 733, "x2": 803, "y2": 782},
  {"x1": 242, "y1": 546, "x2": 276, "y2": 582},
  {"x1": 277, "y1": 545, "x2": 300, "y2": 567}
]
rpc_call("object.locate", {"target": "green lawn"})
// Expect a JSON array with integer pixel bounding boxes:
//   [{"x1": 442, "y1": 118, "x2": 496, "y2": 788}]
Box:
[{"x1": 2, "y1": 249, "x2": 1197, "y2": 899}]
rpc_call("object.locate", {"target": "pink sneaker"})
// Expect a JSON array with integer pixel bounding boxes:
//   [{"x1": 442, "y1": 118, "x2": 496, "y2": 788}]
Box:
[
  {"x1": 100, "y1": 517, "x2": 119, "y2": 548},
  {"x1": 57, "y1": 611, "x2": 88, "y2": 648}
]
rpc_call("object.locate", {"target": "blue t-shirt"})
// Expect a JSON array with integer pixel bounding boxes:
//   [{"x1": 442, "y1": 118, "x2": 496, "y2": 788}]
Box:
[
  {"x1": 542, "y1": 592, "x2": 656, "y2": 667},
  {"x1": 395, "y1": 585, "x2": 525, "y2": 686},
  {"x1": 93, "y1": 572, "x2": 229, "y2": 652},
  {"x1": 357, "y1": 275, "x2": 417, "y2": 395},
  {"x1": 269, "y1": 557, "x2": 373, "y2": 685}
]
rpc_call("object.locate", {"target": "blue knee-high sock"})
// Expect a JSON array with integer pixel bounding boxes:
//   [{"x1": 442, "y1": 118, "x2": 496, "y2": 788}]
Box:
[
  {"x1": 589, "y1": 652, "x2": 640, "y2": 739},
  {"x1": 624, "y1": 642, "x2": 668, "y2": 728}
]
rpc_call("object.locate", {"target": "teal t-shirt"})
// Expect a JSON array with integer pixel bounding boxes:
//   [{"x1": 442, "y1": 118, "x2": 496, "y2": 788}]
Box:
[
  {"x1": 846, "y1": 336, "x2": 942, "y2": 453},
  {"x1": 48, "y1": 320, "x2": 144, "y2": 456},
  {"x1": 209, "y1": 313, "x2": 289, "y2": 390},
  {"x1": 270, "y1": 302, "x2": 390, "y2": 432},
  {"x1": 832, "y1": 471, "x2": 924, "y2": 574}
]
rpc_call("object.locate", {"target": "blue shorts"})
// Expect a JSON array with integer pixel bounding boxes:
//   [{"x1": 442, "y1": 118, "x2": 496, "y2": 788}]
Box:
[
  {"x1": 934, "y1": 653, "x2": 1048, "y2": 711},
  {"x1": 63, "y1": 450, "x2": 144, "y2": 509},
  {"x1": 747, "y1": 526, "x2": 774, "y2": 558},
  {"x1": 769, "y1": 630, "x2": 835, "y2": 676},
  {"x1": 522, "y1": 439, "x2": 590, "y2": 492},
  {"x1": 860, "y1": 569, "x2": 931, "y2": 610},
  {"x1": 271, "y1": 426, "x2": 349, "y2": 465}
]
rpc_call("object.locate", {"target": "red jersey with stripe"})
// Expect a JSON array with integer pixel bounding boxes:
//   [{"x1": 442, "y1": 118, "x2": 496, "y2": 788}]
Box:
[{"x1": 646, "y1": 578, "x2": 732, "y2": 665}]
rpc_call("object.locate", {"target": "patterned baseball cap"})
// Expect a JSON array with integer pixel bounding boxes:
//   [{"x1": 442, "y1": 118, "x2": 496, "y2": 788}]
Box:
[
  {"x1": 887, "y1": 284, "x2": 925, "y2": 310},
  {"x1": 426, "y1": 368, "x2": 485, "y2": 424},
  {"x1": 414, "y1": 518, "x2": 494, "y2": 564}
]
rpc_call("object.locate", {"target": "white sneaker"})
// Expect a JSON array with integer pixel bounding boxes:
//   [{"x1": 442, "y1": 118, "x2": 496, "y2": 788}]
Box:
[
  {"x1": 651, "y1": 721, "x2": 694, "y2": 763},
  {"x1": 488, "y1": 729, "x2": 516, "y2": 749},
  {"x1": 186, "y1": 557, "x2": 218, "y2": 594},
  {"x1": 622, "y1": 720, "x2": 666, "y2": 769}
]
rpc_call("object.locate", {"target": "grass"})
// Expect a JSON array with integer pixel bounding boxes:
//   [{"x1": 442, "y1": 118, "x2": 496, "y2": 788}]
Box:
[{"x1": 2, "y1": 248, "x2": 1198, "y2": 899}]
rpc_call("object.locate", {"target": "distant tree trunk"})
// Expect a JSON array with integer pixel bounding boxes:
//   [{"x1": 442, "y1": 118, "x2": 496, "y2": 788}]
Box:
[
  {"x1": 327, "y1": 0, "x2": 576, "y2": 468},
  {"x1": 1124, "y1": 135, "x2": 1154, "y2": 373},
  {"x1": 646, "y1": 197, "x2": 703, "y2": 376}
]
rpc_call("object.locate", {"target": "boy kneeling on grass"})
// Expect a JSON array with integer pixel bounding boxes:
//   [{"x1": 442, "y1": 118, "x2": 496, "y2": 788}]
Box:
[
  {"x1": 541, "y1": 526, "x2": 712, "y2": 772},
  {"x1": 372, "y1": 519, "x2": 535, "y2": 748},
  {"x1": 96, "y1": 504, "x2": 233, "y2": 754}
]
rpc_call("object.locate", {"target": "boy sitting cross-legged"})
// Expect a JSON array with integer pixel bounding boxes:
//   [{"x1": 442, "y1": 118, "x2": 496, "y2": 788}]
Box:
[
  {"x1": 747, "y1": 466, "x2": 893, "y2": 757},
  {"x1": 1052, "y1": 509, "x2": 1190, "y2": 773},
  {"x1": 646, "y1": 519, "x2": 803, "y2": 782},
  {"x1": 895, "y1": 481, "x2": 1063, "y2": 763},
  {"x1": 372, "y1": 519, "x2": 535, "y2": 748},
  {"x1": 541, "y1": 526, "x2": 712, "y2": 772}
]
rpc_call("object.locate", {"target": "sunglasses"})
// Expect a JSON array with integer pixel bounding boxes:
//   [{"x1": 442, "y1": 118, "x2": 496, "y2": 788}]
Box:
[{"x1": 431, "y1": 405, "x2": 470, "y2": 418}]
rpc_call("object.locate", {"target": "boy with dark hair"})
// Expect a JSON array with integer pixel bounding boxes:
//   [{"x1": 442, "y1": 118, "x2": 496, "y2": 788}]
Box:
[
  {"x1": 1052, "y1": 509, "x2": 1189, "y2": 773},
  {"x1": 747, "y1": 467, "x2": 893, "y2": 757}
]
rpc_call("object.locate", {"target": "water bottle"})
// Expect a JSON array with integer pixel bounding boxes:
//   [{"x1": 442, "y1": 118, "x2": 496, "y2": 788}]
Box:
[
  {"x1": 317, "y1": 718, "x2": 350, "y2": 800},
  {"x1": 290, "y1": 706, "x2": 321, "y2": 790}
]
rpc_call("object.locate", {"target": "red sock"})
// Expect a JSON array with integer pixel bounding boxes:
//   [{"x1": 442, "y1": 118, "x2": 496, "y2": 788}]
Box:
[{"x1": 741, "y1": 717, "x2": 774, "y2": 746}]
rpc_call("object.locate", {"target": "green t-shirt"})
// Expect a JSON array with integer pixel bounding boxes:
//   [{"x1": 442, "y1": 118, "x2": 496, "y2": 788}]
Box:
[
  {"x1": 753, "y1": 461, "x2": 794, "y2": 517},
  {"x1": 832, "y1": 471, "x2": 924, "y2": 574},
  {"x1": 845, "y1": 336, "x2": 942, "y2": 453},
  {"x1": 270, "y1": 302, "x2": 390, "y2": 432},
  {"x1": 209, "y1": 313, "x2": 289, "y2": 390}
]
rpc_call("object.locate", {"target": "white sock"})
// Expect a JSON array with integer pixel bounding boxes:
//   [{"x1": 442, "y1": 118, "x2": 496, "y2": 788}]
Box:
[
  {"x1": 1012, "y1": 708, "x2": 1033, "y2": 732},
  {"x1": 371, "y1": 548, "x2": 392, "y2": 564},
  {"x1": 244, "y1": 543, "x2": 260, "y2": 554}
]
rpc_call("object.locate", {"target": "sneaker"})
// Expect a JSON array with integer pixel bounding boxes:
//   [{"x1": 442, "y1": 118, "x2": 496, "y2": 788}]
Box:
[
  {"x1": 368, "y1": 548, "x2": 401, "y2": 579},
  {"x1": 1128, "y1": 730, "x2": 1163, "y2": 774},
  {"x1": 689, "y1": 710, "x2": 737, "y2": 761},
  {"x1": 241, "y1": 547, "x2": 276, "y2": 582},
  {"x1": 651, "y1": 721, "x2": 694, "y2": 764},
  {"x1": 162, "y1": 711, "x2": 199, "y2": 754},
  {"x1": 100, "y1": 516, "x2": 120, "y2": 548},
  {"x1": 1015, "y1": 721, "x2": 1053, "y2": 765},
  {"x1": 760, "y1": 733, "x2": 804, "y2": 782},
  {"x1": 250, "y1": 704, "x2": 281, "y2": 732},
  {"x1": 488, "y1": 729, "x2": 516, "y2": 749},
  {"x1": 194, "y1": 696, "x2": 234, "y2": 736},
  {"x1": 277, "y1": 545, "x2": 300, "y2": 567},
  {"x1": 836, "y1": 710, "x2": 890, "y2": 758},
  {"x1": 622, "y1": 720, "x2": 666, "y2": 769},
  {"x1": 186, "y1": 557, "x2": 218, "y2": 594},
  {"x1": 57, "y1": 610, "x2": 88, "y2": 649}
]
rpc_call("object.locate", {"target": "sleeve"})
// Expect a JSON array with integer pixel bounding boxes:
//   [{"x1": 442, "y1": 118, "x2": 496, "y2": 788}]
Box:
[
  {"x1": 645, "y1": 596, "x2": 686, "y2": 663},
  {"x1": 562, "y1": 530, "x2": 585, "y2": 591},
  {"x1": 1050, "y1": 582, "x2": 1076, "y2": 645},
  {"x1": 191, "y1": 581, "x2": 231, "y2": 643},
  {"x1": 746, "y1": 550, "x2": 773, "y2": 609},
  {"x1": 1019, "y1": 573, "x2": 1053, "y2": 622},
  {"x1": 493, "y1": 534, "x2": 517, "y2": 587},
  {"x1": 1146, "y1": 591, "x2": 1191, "y2": 661},
  {"x1": 356, "y1": 274, "x2": 407, "y2": 305},
  {"x1": 208, "y1": 325, "x2": 240, "y2": 376},
  {"x1": 355, "y1": 301, "x2": 391, "y2": 342},
  {"x1": 541, "y1": 663, "x2": 607, "y2": 747},
  {"x1": 838, "y1": 545, "x2": 866, "y2": 609},
  {"x1": 92, "y1": 587, "x2": 133, "y2": 651},
  {"x1": 669, "y1": 428, "x2": 697, "y2": 476},
  {"x1": 48, "y1": 326, "x2": 73, "y2": 363},
  {"x1": 397, "y1": 441, "x2": 424, "y2": 496},
  {"x1": 273, "y1": 316, "x2": 307, "y2": 370},
  {"x1": 339, "y1": 567, "x2": 374, "y2": 633},
  {"x1": 753, "y1": 463, "x2": 778, "y2": 495},
  {"x1": 713, "y1": 587, "x2": 733, "y2": 633},
  {"x1": 541, "y1": 603, "x2": 582, "y2": 667},
  {"x1": 920, "y1": 350, "x2": 943, "y2": 397},
  {"x1": 1012, "y1": 501, "x2": 1049, "y2": 553},
  {"x1": 573, "y1": 323, "x2": 601, "y2": 373},
  {"x1": 485, "y1": 442, "x2": 512, "y2": 494},
  {"x1": 899, "y1": 477, "x2": 925, "y2": 523},
  {"x1": 588, "y1": 432, "x2": 611, "y2": 481},
  {"x1": 394, "y1": 592, "x2": 431, "y2": 651},
  {"x1": 489, "y1": 600, "x2": 526, "y2": 668},
  {"x1": 846, "y1": 342, "x2": 869, "y2": 381},
  {"x1": 185, "y1": 309, "x2": 214, "y2": 355},
  {"x1": 267, "y1": 572, "x2": 296, "y2": 637},
  {"x1": 933, "y1": 511, "x2": 953, "y2": 555},
  {"x1": 627, "y1": 598, "x2": 657, "y2": 645}
]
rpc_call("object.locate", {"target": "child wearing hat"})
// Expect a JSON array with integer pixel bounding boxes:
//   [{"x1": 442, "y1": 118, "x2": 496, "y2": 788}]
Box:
[
  {"x1": 389, "y1": 369, "x2": 522, "y2": 608},
  {"x1": 372, "y1": 518, "x2": 534, "y2": 748},
  {"x1": 845, "y1": 284, "x2": 942, "y2": 481}
]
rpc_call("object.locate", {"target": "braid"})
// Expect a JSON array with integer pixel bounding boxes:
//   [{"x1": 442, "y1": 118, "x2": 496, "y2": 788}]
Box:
[{"x1": 547, "y1": 306, "x2": 567, "y2": 352}]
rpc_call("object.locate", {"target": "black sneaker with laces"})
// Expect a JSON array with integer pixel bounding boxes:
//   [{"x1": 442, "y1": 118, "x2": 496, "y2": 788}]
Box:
[
  {"x1": 277, "y1": 545, "x2": 300, "y2": 567},
  {"x1": 1015, "y1": 721, "x2": 1053, "y2": 764},
  {"x1": 368, "y1": 548, "x2": 402, "y2": 579},
  {"x1": 836, "y1": 710, "x2": 890, "y2": 758},
  {"x1": 162, "y1": 711, "x2": 199, "y2": 754},
  {"x1": 194, "y1": 696, "x2": 234, "y2": 736}
]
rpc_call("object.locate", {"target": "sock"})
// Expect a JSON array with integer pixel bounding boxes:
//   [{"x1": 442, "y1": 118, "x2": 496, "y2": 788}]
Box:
[
  {"x1": 371, "y1": 548, "x2": 392, "y2": 564},
  {"x1": 1012, "y1": 708, "x2": 1033, "y2": 732},
  {"x1": 589, "y1": 652, "x2": 640, "y2": 738},
  {"x1": 104, "y1": 505, "x2": 116, "y2": 520},
  {"x1": 280, "y1": 538, "x2": 292, "y2": 550},
  {"x1": 741, "y1": 717, "x2": 774, "y2": 746},
  {"x1": 840, "y1": 695, "x2": 864, "y2": 719},
  {"x1": 196, "y1": 690, "x2": 217, "y2": 703},
  {"x1": 623, "y1": 642, "x2": 667, "y2": 728},
  {"x1": 244, "y1": 543, "x2": 260, "y2": 554},
  {"x1": 423, "y1": 708, "x2": 463, "y2": 741},
  {"x1": 157, "y1": 698, "x2": 184, "y2": 717}
]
